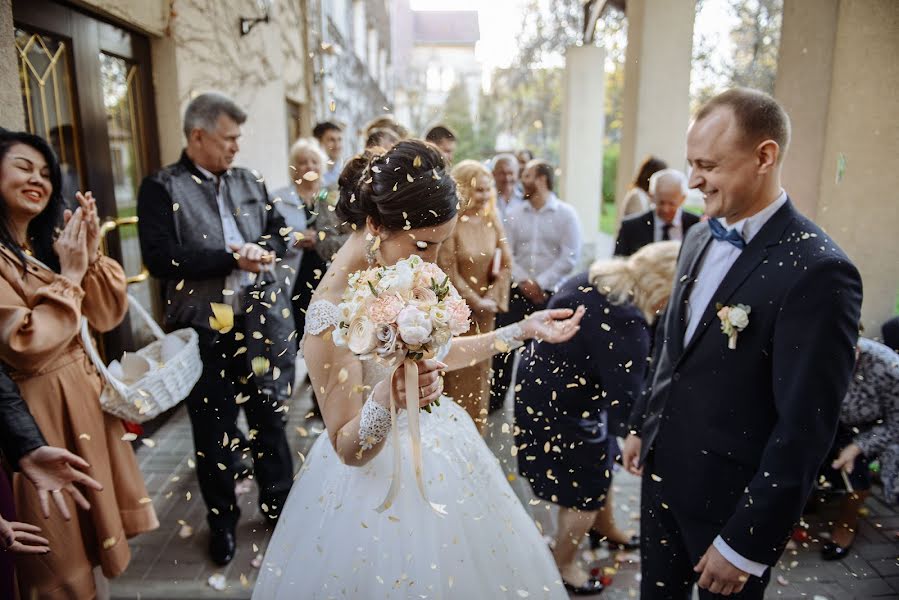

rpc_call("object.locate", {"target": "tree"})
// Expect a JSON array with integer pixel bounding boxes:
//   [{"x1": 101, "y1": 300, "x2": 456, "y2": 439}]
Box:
[
  {"x1": 442, "y1": 82, "x2": 478, "y2": 162},
  {"x1": 692, "y1": 0, "x2": 783, "y2": 108}
]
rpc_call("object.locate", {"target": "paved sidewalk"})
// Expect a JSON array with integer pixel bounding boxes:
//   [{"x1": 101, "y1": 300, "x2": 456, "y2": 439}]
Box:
[{"x1": 110, "y1": 367, "x2": 899, "y2": 599}]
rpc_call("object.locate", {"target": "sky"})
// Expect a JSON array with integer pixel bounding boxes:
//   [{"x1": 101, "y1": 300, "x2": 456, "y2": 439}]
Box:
[{"x1": 409, "y1": 0, "x2": 738, "y2": 78}]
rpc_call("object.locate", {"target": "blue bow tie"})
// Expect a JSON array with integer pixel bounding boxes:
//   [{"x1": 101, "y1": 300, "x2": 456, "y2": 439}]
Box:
[{"x1": 708, "y1": 218, "x2": 747, "y2": 249}]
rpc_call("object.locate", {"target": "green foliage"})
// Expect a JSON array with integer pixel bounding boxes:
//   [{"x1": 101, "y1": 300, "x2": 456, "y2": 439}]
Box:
[
  {"x1": 602, "y1": 143, "x2": 619, "y2": 206},
  {"x1": 691, "y1": 0, "x2": 783, "y2": 109}
]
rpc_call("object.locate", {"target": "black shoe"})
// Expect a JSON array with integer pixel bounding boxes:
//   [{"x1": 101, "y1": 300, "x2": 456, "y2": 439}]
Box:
[
  {"x1": 209, "y1": 527, "x2": 236, "y2": 566},
  {"x1": 606, "y1": 534, "x2": 640, "y2": 551},
  {"x1": 588, "y1": 528, "x2": 603, "y2": 550},
  {"x1": 563, "y1": 577, "x2": 605, "y2": 595},
  {"x1": 820, "y1": 540, "x2": 853, "y2": 561}
]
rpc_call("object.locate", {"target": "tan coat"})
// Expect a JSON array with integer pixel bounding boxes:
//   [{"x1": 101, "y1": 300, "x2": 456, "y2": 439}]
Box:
[
  {"x1": 0, "y1": 245, "x2": 158, "y2": 599},
  {"x1": 437, "y1": 211, "x2": 512, "y2": 432}
]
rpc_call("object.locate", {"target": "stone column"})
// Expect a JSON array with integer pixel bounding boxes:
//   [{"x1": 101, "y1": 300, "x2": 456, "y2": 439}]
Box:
[
  {"x1": 0, "y1": 0, "x2": 25, "y2": 130},
  {"x1": 559, "y1": 44, "x2": 604, "y2": 262},
  {"x1": 615, "y1": 0, "x2": 695, "y2": 218},
  {"x1": 775, "y1": 0, "x2": 899, "y2": 331}
]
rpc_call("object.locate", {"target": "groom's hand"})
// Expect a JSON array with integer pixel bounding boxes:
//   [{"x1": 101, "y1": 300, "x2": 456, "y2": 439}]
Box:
[
  {"x1": 621, "y1": 434, "x2": 643, "y2": 476},
  {"x1": 694, "y1": 545, "x2": 749, "y2": 596}
]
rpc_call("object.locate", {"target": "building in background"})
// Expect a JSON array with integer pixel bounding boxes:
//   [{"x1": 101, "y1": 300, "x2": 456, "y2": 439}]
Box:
[
  {"x1": 0, "y1": 0, "x2": 391, "y2": 349},
  {"x1": 309, "y1": 0, "x2": 392, "y2": 152},
  {"x1": 392, "y1": 0, "x2": 480, "y2": 137}
]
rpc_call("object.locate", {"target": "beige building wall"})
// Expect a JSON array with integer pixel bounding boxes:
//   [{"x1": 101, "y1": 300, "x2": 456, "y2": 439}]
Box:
[
  {"x1": 560, "y1": 45, "x2": 604, "y2": 256},
  {"x1": 776, "y1": 0, "x2": 899, "y2": 331},
  {"x1": 74, "y1": 0, "x2": 308, "y2": 190},
  {"x1": 615, "y1": 0, "x2": 696, "y2": 218},
  {"x1": 0, "y1": 0, "x2": 24, "y2": 129}
]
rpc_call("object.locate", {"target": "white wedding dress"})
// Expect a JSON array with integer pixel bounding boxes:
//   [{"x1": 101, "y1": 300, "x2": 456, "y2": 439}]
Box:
[{"x1": 252, "y1": 301, "x2": 566, "y2": 599}]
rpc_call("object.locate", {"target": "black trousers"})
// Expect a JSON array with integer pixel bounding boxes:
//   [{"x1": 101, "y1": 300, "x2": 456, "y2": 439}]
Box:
[
  {"x1": 640, "y1": 454, "x2": 770, "y2": 600},
  {"x1": 184, "y1": 318, "x2": 294, "y2": 531},
  {"x1": 489, "y1": 287, "x2": 548, "y2": 412}
]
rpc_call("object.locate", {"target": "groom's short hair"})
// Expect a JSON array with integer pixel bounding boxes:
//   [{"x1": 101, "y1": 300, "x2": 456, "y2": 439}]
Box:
[{"x1": 695, "y1": 88, "x2": 791, "y2": 163}]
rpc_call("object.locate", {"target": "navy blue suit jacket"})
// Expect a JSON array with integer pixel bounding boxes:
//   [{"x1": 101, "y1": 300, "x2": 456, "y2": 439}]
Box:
[
  {"x1": 615, "y1": 208, "x2": 701, "y2": 257},
  {"x1": 629, "y1": 199, "x2": 862, "y2": 566}
]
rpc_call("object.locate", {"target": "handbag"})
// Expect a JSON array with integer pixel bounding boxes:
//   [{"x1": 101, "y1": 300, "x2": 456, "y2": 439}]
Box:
[{"x1": 80, "y1": 293, "x2": 202, "y2": 423}]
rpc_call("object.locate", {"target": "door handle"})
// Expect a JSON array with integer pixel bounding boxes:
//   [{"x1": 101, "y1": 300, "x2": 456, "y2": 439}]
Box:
[{"x1": 99, "y1": 216, "x2": 149, "y2": 284}]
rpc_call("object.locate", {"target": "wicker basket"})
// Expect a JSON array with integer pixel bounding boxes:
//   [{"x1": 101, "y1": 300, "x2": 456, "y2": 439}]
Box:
[{"x1": 81, "y1": 294, "x2": 202, "y2": 423}]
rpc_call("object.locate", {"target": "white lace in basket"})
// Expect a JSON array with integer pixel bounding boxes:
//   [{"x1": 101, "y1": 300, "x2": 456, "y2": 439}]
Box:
[{"x1": 81, "y1": 293, "x2": 202, "y2": 423}]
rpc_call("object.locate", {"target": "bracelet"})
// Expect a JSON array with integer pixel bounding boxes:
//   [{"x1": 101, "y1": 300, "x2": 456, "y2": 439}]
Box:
[
  {"x1": 494, "y1": 323, "x2": 525, "y2": 352},
  {"x1": 359, "y1": 391, "x2": 392, "y2": 450}
]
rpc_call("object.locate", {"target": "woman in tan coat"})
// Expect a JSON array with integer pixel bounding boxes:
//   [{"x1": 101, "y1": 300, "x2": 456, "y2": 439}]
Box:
[
  {"x1": 0, "y1": 130, "x2": 157, "y2": 598},
  {"x1": 438, "y1": 160, "x2": 512, "y2": 433}
]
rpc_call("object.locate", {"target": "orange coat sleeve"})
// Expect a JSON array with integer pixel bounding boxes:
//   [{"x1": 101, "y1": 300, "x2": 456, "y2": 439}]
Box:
[
  {"x1": 0, "y1": 258, "x2": 85, "y2": 373},
  {"x1": 80, "y1": 256, "x2": 128, "y2": 333}
]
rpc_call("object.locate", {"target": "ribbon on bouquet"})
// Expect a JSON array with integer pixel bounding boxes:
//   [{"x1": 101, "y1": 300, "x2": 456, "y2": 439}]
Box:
[{"x1": 374, "y1": 359, "x2": 447, "y2": 516}]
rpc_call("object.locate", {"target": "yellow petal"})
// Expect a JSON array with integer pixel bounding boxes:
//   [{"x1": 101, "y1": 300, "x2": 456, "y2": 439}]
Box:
[{"x1": 209, "y1": 303, "x2": 234, "y2": 333}]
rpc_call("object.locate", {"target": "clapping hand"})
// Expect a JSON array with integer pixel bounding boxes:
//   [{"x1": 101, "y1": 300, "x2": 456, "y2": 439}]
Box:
[
  {"x1": 54, "y1": 207, "x2": 89, "y2": 284},
  {"x1": 229, "y1": 242, "x2": 274, "y2": 273},
  {"x1": 18, "y1": 446, "x2": 104, "y2": 520},
  {"x1": 520, "y1": 306, "x2": 585, "y2": 344},
  {"x1": 0, "y1": 517, "x2": 49, "y2": 554},
  {"x1": 69, "y1": 191, "x2": 101, "y2": 264}
]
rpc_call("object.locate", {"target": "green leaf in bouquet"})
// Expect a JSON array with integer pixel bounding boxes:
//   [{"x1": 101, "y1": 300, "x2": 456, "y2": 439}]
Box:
[{"x1": 367, "y1": 280, "x2": 380, "y2": 297}]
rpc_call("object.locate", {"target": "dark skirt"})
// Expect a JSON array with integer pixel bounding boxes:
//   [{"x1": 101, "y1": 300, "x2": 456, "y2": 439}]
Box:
[
  {"x1": 514, "y1": 391, "x2": 615, "y2": 510},
  {"x1": 1, "y1": 467, "x2": 17, "y2": 599}
]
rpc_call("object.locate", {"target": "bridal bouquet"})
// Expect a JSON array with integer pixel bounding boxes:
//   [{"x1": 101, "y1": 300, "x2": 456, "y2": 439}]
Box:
[
  {"x1": 332, "y1": 255, "x2": 471, "y2": 364},
  {"x1": 332, "y1": 255, "x2": 470, "y2": 515}
]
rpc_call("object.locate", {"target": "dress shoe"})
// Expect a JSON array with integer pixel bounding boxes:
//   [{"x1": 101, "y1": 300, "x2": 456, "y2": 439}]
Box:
[
  {"x1": 209, "y1": 527, "x2": 236, "y2": 566},
  {"x1": 606, "y1": 534, "x2": 640, "y2": 551},
  {"x1": 820, "y1": 539, "x2": 854, "y2": 561},
  {"x1": 563, "y1": 576, "x2": 605, "y2": 596}
]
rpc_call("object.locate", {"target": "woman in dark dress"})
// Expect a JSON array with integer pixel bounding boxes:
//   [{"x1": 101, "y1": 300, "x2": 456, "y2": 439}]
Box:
[{"x1": 515, "y1": 241, "x2": 680, "y2": 594}]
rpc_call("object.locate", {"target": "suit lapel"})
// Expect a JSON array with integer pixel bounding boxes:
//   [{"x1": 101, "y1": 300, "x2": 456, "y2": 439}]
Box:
[
  {"x1": 668, "y1": 227, "x2": 711, "y2": 358},
  {"x1": 643, "y1": 212, "x2": 656, "y2": 248},
  {"x1": 679, "y1": 200, "x2": 797, "y2": 362}
]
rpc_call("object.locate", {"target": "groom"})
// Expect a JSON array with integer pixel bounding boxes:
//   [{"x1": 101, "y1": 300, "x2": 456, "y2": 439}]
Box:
[{"x1": 622, "y1": 88, "x2": 862, "y2": 598}]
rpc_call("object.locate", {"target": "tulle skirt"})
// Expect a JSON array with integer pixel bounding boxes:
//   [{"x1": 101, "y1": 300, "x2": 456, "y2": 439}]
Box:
[{"x1": 253, "y1": 399, "x2": 566, "y2": 599}]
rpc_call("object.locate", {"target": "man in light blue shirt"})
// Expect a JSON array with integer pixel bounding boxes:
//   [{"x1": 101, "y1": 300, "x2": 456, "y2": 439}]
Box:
[
  {"x1": 490, "y1": 159, "x2": 581, "y2": 412},
  {"x1": 492, "y1": 153, "x2": 524, "y2": 225},
  {"x1": 313, "y1": 121, "x2": 343, "y2": 189}
]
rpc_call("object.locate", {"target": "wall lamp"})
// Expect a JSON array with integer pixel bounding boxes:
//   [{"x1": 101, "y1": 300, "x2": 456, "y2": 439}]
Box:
[{"x1": 240, "y1": 0, "x2": 272, "y2": 36}]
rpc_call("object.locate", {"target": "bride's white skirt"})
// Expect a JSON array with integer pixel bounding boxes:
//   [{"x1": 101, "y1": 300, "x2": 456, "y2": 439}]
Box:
[{"x1": 253, "y1": 400, "x2": 566, "y2": 599}]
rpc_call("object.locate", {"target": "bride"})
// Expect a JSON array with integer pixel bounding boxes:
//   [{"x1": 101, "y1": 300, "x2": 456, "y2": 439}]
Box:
[{"x1": 253, "y1": 141, "x2": 585, "y2": 599}]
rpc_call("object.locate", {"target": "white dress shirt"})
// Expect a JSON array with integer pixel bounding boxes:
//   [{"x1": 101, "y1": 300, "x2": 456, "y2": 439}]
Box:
[
  {"x1": 496, "y1": 186, "x2": 525, "y2": 225},
  {"x1": 321, "y1": 161, "x2": 341, "y2": 189},
  {"x1": 195, "y1": 163, "x2": 251, "y2": 311},
  {"x1": 654, "y1": 208, "x2": 685, "y2": 242},
  {"x1": 682, "y1": 190, "x2": 788, "y2": 577},
  {"x1": 504, "y1": 192, "x2": 581, "y2": 292}
]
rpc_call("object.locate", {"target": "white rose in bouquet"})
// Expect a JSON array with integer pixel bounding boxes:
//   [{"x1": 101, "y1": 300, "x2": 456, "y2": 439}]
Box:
[
  {"x1": 429, "y1": 305, "x2": 450, "y2": 327},
  {"x1": 378, "y1": 259, "x2": 414, "y2": 293},
  {"x1": 347, "y1": 317, "x2": 379, "y2": 355},
  {"x1": 396, "y1": 306, "x2": 433, "y2": 346}
]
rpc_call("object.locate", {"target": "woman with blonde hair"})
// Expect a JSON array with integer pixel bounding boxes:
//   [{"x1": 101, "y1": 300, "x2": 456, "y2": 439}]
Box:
[
  {"x1": 270, "y1": 138, "x2": 348, "y2": 341},
  {"x1": 514, "y1": 240, "x2": 680, "y2": 594},
  {"x1": 437, "y1": 159, "x2": 512, "y2": 433}
]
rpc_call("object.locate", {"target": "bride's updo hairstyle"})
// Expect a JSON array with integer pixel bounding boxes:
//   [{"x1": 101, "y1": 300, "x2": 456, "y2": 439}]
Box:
[{"x1": 336, "y1": 139, "x2": 457, "y2": 232}]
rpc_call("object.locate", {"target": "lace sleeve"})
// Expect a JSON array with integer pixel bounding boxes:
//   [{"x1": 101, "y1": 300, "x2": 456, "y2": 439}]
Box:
[{"x1": 305, "y1": 300, "x2": 340, "y2": 336}]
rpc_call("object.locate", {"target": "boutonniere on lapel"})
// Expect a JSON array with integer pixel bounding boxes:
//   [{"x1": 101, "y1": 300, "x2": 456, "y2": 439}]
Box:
[{"x1": 716, "y1": 303, "x2": 751, "y2": 350}]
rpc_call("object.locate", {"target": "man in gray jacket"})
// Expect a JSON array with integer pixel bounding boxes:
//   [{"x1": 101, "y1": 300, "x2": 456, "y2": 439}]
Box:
[{"x1": 137, "y1": 93, "x2": 293, "y2": 566}]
